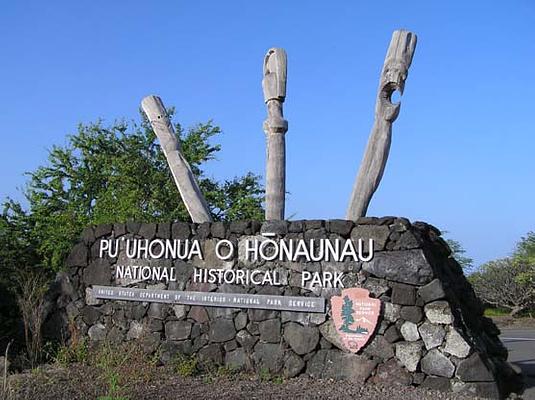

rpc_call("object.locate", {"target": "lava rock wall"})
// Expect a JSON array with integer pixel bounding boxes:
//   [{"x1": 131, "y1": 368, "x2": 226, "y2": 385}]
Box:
[{"x1": 46, "y1": 218, "x2": 520, "y2": 399}]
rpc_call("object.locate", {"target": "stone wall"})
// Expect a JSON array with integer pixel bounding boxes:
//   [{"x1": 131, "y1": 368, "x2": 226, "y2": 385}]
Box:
[{"x1": 46, "y1": 218, "x2": 521, "y2": 399}]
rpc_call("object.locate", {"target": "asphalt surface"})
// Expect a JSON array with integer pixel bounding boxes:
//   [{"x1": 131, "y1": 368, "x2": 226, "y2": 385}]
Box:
[{"x1": 501, "y1": 329, "x2": 535, "y2": 399}]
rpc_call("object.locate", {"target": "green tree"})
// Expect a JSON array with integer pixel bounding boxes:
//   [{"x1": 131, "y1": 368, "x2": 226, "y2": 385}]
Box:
[
  {"x1": 2, "y1": 110, "x2": 264, "y2": 272},
  {"x1": 0, "y1": 203, "x2": 45, "y2": 341},
  {"x1": 340, "y1": 296, "x2": 355, "y2": 332},
  {"x1": 469, "y1": 232, "x2": 535, "y2": 317},
  {"x1": 512, "y1": 232, "x2": 535, "y2": 286},
  {"x1": 444, "y1": 234, "x2": 474, "y2": 271},
  {"x1": 0, "y1": 202, "x2": 42, "y2": 286},
  {"x1": 469, "y1": 258, "x2": 533, "y2": 316}
]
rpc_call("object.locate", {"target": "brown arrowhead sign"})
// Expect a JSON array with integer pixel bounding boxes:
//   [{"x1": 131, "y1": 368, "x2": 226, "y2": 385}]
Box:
[{"x1": 331, "y1": 288, "x2": 381, "y2": 353}]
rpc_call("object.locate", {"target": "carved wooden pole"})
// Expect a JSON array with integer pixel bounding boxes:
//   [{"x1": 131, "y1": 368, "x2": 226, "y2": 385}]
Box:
[
  {"x1": 262, "y1": 48, "x2": 288, "y2": 220},
  {"x1": 141, "y1": 95, "x2": 212, "y2": 223},
  {"x1": 347, "y1": 30, "x2": 417, "y2": 219}
]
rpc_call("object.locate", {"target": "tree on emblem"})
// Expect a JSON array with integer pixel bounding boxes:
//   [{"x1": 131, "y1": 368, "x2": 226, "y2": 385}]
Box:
[
  {"x1": 340, "y1": 295, "x2": 370, "y2": 334},
  {"x1": 340, "y1": 295, "x2": 355, "y2": 332}
]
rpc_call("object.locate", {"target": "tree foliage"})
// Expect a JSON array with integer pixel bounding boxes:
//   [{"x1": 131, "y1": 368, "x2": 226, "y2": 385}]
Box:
[
  {"x1": 444, "y1": 235, "x2": 474, "y2": 271},
  {"x1": 1, "y1": 110, "x2": 264, "y2": 272},
  {"x1": 469, "y1": 232, "x2": 535, "y2": 316},
  {"x1": 469, "y1": 258, "x2": 534, "y2": 316},
  {"x1": 512, "y1": 231, "x2": 535, "y2": 286},
  {"x1": 0, "y1": 203, "x2": 42, "y2": 286},
  {"x1": 0, "y1": 203, "x2": 44, "y2": 340}
]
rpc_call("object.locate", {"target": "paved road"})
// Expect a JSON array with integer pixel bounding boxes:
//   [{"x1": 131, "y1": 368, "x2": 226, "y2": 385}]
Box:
[{"x1": 501, "y1": 329, "x2": 535, "y2": 399}]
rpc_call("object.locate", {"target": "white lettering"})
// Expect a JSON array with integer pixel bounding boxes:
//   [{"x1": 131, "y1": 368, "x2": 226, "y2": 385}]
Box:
[
  {"x1": 100, "y1": 239, "x2": 110, "y2": 258},
  {"x1": 215, "y1": 239, "x2": 234, "y2": 260}
]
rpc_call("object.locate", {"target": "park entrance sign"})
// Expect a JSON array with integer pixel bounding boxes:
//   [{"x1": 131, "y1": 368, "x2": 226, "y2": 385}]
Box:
[
  {"x1": 31, "y1": 26, "x2": 521, "y2": 398},
  {"x1": 45, "y1": 218, "x2": 520, "y2": 399},
  {"x1": 91, "y1": 229, "x2": 375, "y2": 314}
]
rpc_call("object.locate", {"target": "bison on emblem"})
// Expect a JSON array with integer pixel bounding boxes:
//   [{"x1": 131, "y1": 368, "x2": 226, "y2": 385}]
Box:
[{"x1": 331, "y1": 288, "x2": 381, "y2": 353}]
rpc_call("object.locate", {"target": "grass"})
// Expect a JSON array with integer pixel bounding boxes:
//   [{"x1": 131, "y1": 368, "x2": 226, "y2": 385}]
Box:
[
  {"x1": 21, "y1": 329, "x2": 288, "y2": 399},
  {"x1": 484, "y1": 307, "x2": 535, "y2": 318},
  {"x1": 49, "y1": 319, "x2": 89, "y2": 366},
  {"x1": 172, "y1": 353, "x2": 243, "y2": 383},
  {"x1": 97, "y1": 372, "x2": 128, "y2": 400},
  {"x1": 257, "y1": 367, "x2": 284, "y2": 384},
  {"x1": 6, "y1": 344, "x2": 294, "y2": 400},
  {"x1": 202, "y1": 364, "x2": 240, "y2": 383},
  {"x1": 173, "y1": 354, "x2": 199, "y2": 377},
  {"x1": 50, "y1": 331, "x2": 128, "y2": 398},
  {"x1": 52, "y1": 337, "x2": 158, "y2": 399},
  {"x1": 92, "y1": 341, "x2": 149, "y2": 399},
  {"x1": 484, "y1": 308, "x2": 510, "y2": 317},
  {"x1": 54, "y1": 338, "x2": 88, "y2": 366},
  {"x1": 171, "y1": 353, "x2": 281, "y2": 384}
]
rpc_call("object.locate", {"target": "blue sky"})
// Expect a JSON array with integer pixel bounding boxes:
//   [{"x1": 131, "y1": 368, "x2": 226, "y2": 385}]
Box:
[{"x1": 0, "y1": 1, "x2": 533, "y2": 267}]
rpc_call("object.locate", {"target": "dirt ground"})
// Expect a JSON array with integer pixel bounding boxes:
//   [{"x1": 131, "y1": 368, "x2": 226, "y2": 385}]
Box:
[
  {"x1": 491, "y1": 317, "x2": 535, "y2": 330},
  {"x1": 6, "y1": 320, "x2": 533, "y2": 400},
  {"x1": 3, "y1": 363, "x2": 496, "y2": 400}
]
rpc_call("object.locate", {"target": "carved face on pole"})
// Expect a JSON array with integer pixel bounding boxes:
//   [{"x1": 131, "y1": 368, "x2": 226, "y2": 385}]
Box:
[
  {"x1": 346, "y1": 29, "x2": 417, "y2": 220},
  {"x1": 262, "y1": 48, "x2": 287, "y2": 103},
  {"x1": 377, "y1": 31, "x2": 417, "y2": 122}
]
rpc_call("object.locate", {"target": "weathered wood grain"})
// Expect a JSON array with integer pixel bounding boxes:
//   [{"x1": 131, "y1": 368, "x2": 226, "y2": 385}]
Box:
[
  {"x1": 141, "y1": 95, "x2": 212, "y2": 223},
  {"x1": 262, "y1": 48, "x2": 288, "y2": 220},
  {"x1": 347, "y1": 30, "x2": 417, "y2": 219}
]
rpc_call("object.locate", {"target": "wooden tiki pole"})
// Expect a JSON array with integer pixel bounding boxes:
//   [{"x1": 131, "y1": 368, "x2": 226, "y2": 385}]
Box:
[
  {"x1": 347, "y1": 30, "x2": 417, "y2": 219},
  {"x1": 141, "y1": 95, "x2": 212, "y2": 223},
  {"x1": 262, "y1": 48, "x2": 288, "y2": 220}
]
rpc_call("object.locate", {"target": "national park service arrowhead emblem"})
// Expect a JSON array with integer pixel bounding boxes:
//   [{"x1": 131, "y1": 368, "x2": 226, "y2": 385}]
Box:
[{"x1": 331, "y1": 288, "x2": 381, "y2": 353}]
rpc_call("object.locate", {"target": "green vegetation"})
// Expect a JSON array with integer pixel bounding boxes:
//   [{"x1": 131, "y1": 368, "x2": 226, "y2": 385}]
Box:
[
  {"x1": 53, "y1": 323, "x2": 88, "y2": 366},
  {"x1": 2, "y1": 110, "x2": 263, "y2": 273},
  {"x1": 90, "y1": 341, "x2": 159, "y2": 399},
  {"x1": 257, "y1": 367, "x2": 283, "y2": 384},
  {"x1": 202, "y1": 364, "x2": 240, "y2": 384},
  {"x1": 483, "y1": 308, "x2": 510, "y2": 317},
  {"x1": 172, "y1": 352, "x2": 244, "y2": 383},
  {"x1": 14, "y1": 270, "x2": 49, "y2": 368},
  {"x1": 470, "y1": 232, "x2": 535, "y2": 317},
  {"x1": 444, "y1": 234, "x2": 474, "y2": 271},
  {"x1": 215, "y1": 365, "x2": 238, "y2": 378},
  {"x1": 513, "y1": 231, "x2": 535, "y2": 286},
  {"x1": 173, "y1": 354, "x2": 199, "y2": 377},
  {"x1": 0, "y1": 205, "x2": 44, "y2": 346},
  {"x1": 93, "y1": 343, "x2": 129, "y2": 399},
  {"x1": 0, "y1": 109, "x2": 264, "y2": 350},
  {"x1": 443, "y1": 231, "x2": 534, "y2": 318},
  {"x1": 97, "y1": 372, "x2": 127, "y2": 400}
]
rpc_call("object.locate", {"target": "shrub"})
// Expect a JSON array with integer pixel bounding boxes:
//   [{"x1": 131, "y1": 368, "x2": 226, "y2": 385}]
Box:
[
  {"x1": 52, "y1": 320, "x2": 88, "y2": 365},
  {"x1": 470, "y1": 258, "x2": 534, "y2": 316},
  {"x1": 173, "y1": 354, "x2": 199, "y2": 377},
  {"x1": 15, "y1": 270, "x2": 48, "y2": 368},
  {"x1": 54, "y1": 339, "x2": 88, "y2": 366},
  {"x1": 257, "y1": 367, "x2": 282, "y2": 383},
  {"x1": 88, "y1": 340, "x2": 160, "y2": 398}
]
